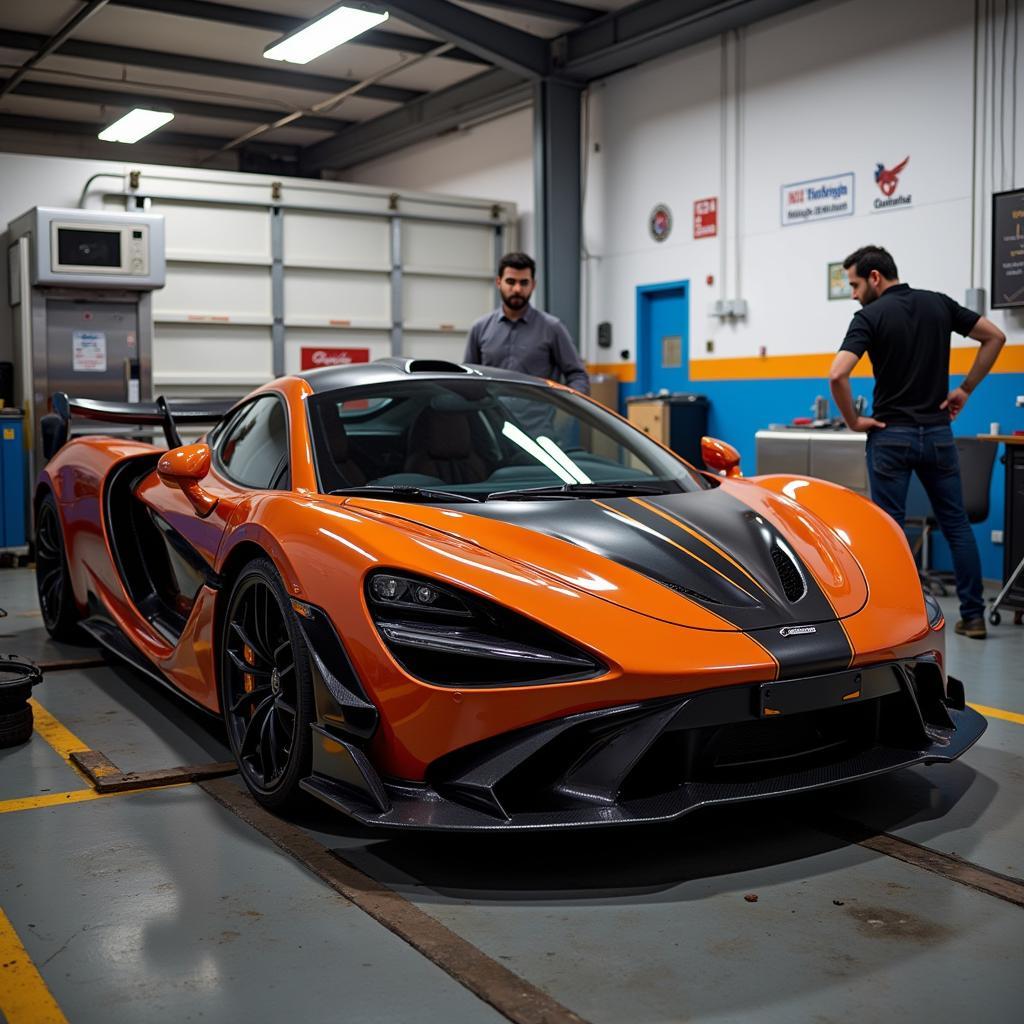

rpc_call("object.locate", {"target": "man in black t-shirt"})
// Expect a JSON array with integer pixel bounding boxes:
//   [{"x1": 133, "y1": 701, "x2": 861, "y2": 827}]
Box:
[{"x1": 829, "y1": 245, "x2": 1005, "y2": 638}]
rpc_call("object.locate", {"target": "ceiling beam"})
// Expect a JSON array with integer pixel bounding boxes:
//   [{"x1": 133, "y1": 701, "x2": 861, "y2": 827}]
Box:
[
  {"x1": 106, "y1": 0, "x2": 488, "y2": 65},
  {"x1": 0, "y1": 111, "x2": 300, "y2": 155},
  {"x1": 382, "y1": 1, "x2": 550, "y2": 78},
  {"x1": 558, "y1": 0, "x2": 818, "y2": 80},
  {"x1": 300, "y1": 67, "x2": 532, "y2": 174},
  {"x1": 0, "y1": 0, "x2": 110, "y2": 100},
  {"x1": 5, "y1": 78, "x2": 351, "y2": 134},
  {"x1": 469, "y1": 0, "x2": 602, "y2": 22},
  {"x1": 0, "y1": 29, "x2": 426, "y2": 104}
]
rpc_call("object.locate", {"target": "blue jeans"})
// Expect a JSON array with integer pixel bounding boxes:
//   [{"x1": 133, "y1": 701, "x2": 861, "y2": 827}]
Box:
[{"x1": 865, "y1": 424, "x2": 985, "y2": 622}]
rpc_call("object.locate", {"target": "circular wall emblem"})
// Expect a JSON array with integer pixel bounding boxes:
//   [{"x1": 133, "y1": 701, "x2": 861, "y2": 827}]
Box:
[{"x1": 649, "y1": 204, "x2": 672, "y2": 242}]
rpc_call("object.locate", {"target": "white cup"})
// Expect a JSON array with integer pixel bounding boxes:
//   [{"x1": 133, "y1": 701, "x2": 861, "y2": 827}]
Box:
[{"x1": 990, "y1": 422, "x2": 1000, "y2": 435}]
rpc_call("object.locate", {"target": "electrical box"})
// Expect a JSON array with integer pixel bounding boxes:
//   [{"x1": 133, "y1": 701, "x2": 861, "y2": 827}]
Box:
[{"x1": 0, "y1": 410, "x2": 26, "y2": 551}]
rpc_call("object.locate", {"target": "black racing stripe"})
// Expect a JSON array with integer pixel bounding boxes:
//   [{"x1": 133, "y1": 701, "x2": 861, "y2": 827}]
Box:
[
  {"x1": 619, "y1": 500, "x2": 771, "y2": 602},
  {"x1": 460, "y1": 498, "x2": 763, "y2": 610},
  {"x1": 457, "y1": 487, "x2": 854, "y2": 659},
  {"x1": 751, "y1": 619, "x2": 853, "y2": 680},
  {"x1": 631, "y1": 490, "x2": 845, "y2": 633}
]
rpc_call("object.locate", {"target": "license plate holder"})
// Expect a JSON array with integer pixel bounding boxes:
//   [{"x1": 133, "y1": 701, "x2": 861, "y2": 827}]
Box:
[{"x1": 758, "y1": 670, "x2": 865, "y2": 718}]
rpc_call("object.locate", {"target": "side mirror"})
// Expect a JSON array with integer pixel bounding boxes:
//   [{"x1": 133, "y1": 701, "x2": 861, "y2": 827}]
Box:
[
  {"x1": 701, "y1": 436, "x2": 742, "y2": 477},
  {"x1": 157, "y1": 443, "x2": 218, "y2": 518}
]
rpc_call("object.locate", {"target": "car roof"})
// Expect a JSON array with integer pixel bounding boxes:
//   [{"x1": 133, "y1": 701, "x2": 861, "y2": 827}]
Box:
[{"x1": 296, "y1": 358, "x2": 549, "y2": 394}]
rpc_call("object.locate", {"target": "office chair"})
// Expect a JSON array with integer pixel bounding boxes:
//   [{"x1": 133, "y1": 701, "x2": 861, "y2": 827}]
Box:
[{"x1": 905, "y1": 436, "x2": 996, "y2": 596}]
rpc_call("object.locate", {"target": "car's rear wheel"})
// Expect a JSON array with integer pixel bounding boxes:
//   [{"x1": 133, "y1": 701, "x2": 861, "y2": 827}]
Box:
[
  {"x1": 220, "y1": 557, "x2": 315, "y2": 811},
  {"x1": 35, "y1": 492, "x2": 83, "y2": 642}
]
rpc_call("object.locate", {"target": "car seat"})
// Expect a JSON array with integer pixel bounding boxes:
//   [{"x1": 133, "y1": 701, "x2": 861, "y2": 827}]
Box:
[
  {"x1": 326, "y1": 420, "x2": 366, "y2": 486},
  {"x1": 403, "y1": 408, "x2": 489, "y2": 484}
]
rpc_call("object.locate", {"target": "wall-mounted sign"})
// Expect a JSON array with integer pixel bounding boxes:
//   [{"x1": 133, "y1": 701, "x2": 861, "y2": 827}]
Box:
[
  {"x1": 72, "y1": 330, "x2": 107, "y2": 372},
  {"x1": 828, "y1": 262, "x2": 852, "y2": 300},
  {"x1": 300, "y1": 346, "x2": 370, "y2": 370},
  {"x1": 649, "y1": 204, "x2": 672, "y2": 242},
  {"x1": 693, "y1": 197, "x2": 718, "y2": 239},
  {"x1": 781, "y1": 173, "x2": 854, "y2": 226},
  {"x1": 992, "y1": 187, "x2": 1024, "y2": 308},
  {"x1": 872, "y1": 155, "x2": 912, "y2": 212}
]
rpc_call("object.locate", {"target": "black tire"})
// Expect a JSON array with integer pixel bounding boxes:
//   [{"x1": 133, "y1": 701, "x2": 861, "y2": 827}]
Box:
[
  {"x1": 989, "y1": 610, "x2": 1001, "y2": 626},
  {"x1": 35, "y1": 492, "x2": 84, "y2": 643},
  {"x1": 0, "y1": 657, "x2": 43, "y2": 712},
  {"x1": 219, "y1": 557, "x2": 315, "y2": 811},
  {"x1": 0, "y1": 704, "x2": 33, "y2": 748}
]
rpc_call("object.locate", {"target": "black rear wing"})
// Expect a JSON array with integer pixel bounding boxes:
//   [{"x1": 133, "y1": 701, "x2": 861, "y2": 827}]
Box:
[{"x1": 48, "y1": 393, "x2": 235, "y2": 456}]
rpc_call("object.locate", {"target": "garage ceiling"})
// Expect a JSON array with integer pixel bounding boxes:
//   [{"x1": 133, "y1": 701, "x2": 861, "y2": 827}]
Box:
[{"x1": 0, "y1": 0, "x2": 814, "y2": 176}]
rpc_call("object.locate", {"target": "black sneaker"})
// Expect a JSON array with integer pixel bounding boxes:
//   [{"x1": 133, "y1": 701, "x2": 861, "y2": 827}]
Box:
[{"x1": 954, "y1": 618, "x2": 987, "y2": 639}]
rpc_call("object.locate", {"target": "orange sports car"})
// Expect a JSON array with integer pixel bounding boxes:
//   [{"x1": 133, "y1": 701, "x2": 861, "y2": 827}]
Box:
[{"x1": 36, "y1": 359, "x2": 985, "y2": 829}]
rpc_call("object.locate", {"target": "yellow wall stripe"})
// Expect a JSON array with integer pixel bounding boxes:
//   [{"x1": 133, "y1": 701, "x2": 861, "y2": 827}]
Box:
[
  {"x1": 969, "y1": 702, "x2": 1024, "y2": 727},
  {"x1": 0, "y1": 907, "x2": 69, "y2": 1024},
  {"x1": 591, "y1": 344, "x2": 1024, "y2": 384},
  {"x1": 587, "y1": 362, "x2": 638, "y2": 383}
]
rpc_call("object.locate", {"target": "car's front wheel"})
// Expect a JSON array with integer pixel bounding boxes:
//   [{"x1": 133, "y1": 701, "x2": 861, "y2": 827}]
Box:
[{"x1": 220, "y1": 557, "x2": 315, "y2": 811}]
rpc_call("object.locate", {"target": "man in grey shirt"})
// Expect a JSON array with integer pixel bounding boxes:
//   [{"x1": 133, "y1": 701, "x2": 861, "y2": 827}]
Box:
[{"x1": 464, "y1": 252, "x2": 590, "y2": 394}]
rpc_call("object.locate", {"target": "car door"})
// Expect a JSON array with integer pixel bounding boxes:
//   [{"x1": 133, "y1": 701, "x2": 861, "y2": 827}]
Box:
[{"x1": 133, "y1": 394, "x2": 291, "y2": 632}]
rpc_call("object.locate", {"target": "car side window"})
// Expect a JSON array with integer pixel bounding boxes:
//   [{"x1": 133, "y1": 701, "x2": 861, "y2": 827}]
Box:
[{"x1": 216, "y1": 395, "x2": 289, "y2": 489}]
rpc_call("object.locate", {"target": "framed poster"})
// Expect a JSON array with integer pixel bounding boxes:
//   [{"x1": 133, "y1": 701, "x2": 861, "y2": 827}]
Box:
[
  {"x1": 828, "y1": 262, "x2": 852, "y2": 300},
  {"x1": 992, "y1": 188, "x2": 1024, "y2": 309}
]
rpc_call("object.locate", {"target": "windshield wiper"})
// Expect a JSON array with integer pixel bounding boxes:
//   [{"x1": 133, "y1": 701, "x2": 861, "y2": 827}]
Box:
[
  {"x1": 486, "y1": 482, "x2": 676, "y2": 501},
  {"x1": 329, "y1": 485, "x2": 481, "y2": 504}
]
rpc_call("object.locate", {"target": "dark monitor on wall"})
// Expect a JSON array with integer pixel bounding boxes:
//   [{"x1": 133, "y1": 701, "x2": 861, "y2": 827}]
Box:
[{"x1": 992, "y1": 188, "x2": 1024, "y2": 309}]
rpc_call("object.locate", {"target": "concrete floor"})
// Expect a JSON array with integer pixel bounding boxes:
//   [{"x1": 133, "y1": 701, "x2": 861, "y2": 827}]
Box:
[{"x1": 1, "y1": 565, "x2": 1022, "y2": 1023}]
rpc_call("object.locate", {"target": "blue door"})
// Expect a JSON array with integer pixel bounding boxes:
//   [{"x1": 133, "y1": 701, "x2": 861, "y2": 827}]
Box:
[{"x1": 636, "y1": 281, "x2": 689, "y2": 394}]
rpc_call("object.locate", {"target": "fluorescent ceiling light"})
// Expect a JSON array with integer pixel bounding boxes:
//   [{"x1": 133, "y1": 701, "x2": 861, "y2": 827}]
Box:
[
  {"x1": 264, "y1": 4, "x2": 389, "y2": 64},
  {"x1": 98, "y1": 108, "x2": 174, "y2": 144}
]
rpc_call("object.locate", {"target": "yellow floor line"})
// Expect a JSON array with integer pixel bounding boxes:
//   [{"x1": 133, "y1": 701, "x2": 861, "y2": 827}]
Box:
[
  {"x1": 0, "y1": 783, "x2": 189, "y2": 816},
  {"x1": 0, "y1": 906, "x2": 69, "y2": 1024},
  {"x1": 0, "y1": 788, "x2": 113, "y2": 815},
  {"x1": 27, "y1": 698, "x2": 90, "y2": 760},
  {"x1": 27, "y1": 698, "x2": 96, "y2": 785},
  {"x1": 969, "y1": 702, "x2": 1024, "y2": 727}
]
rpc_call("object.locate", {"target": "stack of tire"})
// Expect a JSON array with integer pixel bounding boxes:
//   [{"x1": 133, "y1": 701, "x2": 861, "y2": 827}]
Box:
[{"x1": 0, "y1": 655, "x2": 43, "y2": 747}]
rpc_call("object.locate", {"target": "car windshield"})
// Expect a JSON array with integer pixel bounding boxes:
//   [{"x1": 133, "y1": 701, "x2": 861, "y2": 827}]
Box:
[{"x1": 307, "y1": 377, "x2": 713, "y2": 500}]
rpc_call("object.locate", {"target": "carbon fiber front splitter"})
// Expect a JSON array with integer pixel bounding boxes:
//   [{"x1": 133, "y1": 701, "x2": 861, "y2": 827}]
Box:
[{"x1": 301, "y1": 660, "x2": 987, "y2": 832}]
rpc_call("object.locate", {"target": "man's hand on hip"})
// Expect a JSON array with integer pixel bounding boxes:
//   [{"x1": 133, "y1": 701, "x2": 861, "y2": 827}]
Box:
[
  {"x1": 849, "y1": 415, "x2": 886, "y2": 432},
  {"x1": 940, "y1": 386, "x2": 970, "y2": 419}
]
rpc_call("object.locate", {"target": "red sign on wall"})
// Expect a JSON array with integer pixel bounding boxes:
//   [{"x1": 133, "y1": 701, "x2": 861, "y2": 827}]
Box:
[
  {"x1": 693, "y1": 197, "x2": 718, "y2": 239},
  {"x1": 300, "y1": 347, "x2": 370, "y2": 370}
]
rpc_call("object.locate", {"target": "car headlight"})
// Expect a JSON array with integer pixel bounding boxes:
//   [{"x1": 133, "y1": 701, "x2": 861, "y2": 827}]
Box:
[
  {"x1": 366, "y1": 570, "x2": 605, "y2": 687},
  {"x1": 923, "y1": 590, "x2": 944, "y2": 631}
]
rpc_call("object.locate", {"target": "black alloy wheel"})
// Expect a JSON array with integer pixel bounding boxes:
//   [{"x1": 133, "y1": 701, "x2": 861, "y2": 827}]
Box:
[
  {"x1": 221, "y1": 557, "x2": 314, "y2": 810},
  {"x1": 35, "y1": 493, "x2": 83, "y2": 642}
]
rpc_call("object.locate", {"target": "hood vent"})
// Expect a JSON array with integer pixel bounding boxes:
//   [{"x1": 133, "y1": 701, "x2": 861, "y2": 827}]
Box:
[
  {"x1": 403, "y1": 359, "x2": 474, "y2": 375},
  {"x1": 771, "y1": 545, "x2": 806, "y2": 602},
  {"x1": 663, "y1": 581, "x2": 724, "y2": 606}
]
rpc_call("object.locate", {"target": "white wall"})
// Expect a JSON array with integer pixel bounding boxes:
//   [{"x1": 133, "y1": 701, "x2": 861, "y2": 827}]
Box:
[
  {"x1": 0, "y1": 154, "x2": 517, "y2": 378},
  {"x1": 583, "y1": 0, "x2": 1022, "y2": 368},
  {"x1": 0, "y1": 153, "x2": 131, "y2": 334},
  {"x1": 333, "y1": 0, "x2": 1021, "y2": 368},
  {"x1": 343, "y1": 107, "x2": 535, "y2": 256}
]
